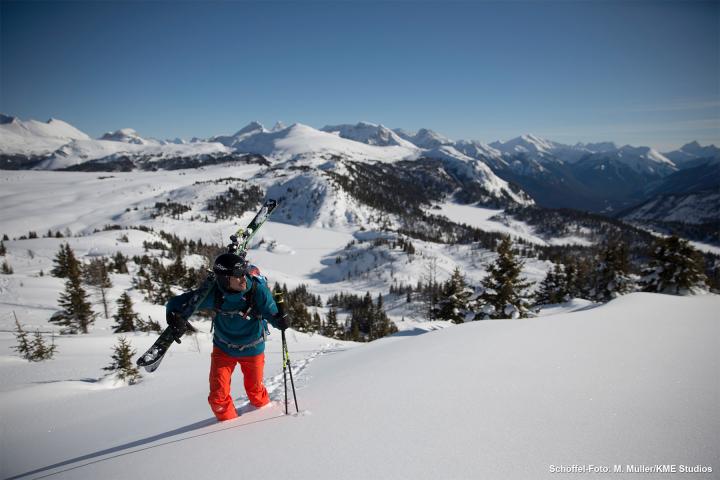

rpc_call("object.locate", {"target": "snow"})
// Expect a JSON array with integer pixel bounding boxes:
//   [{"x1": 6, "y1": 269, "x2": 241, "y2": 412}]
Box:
[
  {"x1": 234, "y1": 123, "x2": 420, "y2": 163},
  {"x1": 432, "y1": 202, "x2": 593, "y2": 246},
  {"x1": 1, "y1": 153, "x2": 718, "y2": 479},
  {"x1": 620, "y1": 191, "x2": 720, "y2": 225},
  {"x1": 491, "y1": 133, "x2": 559, "y2": 158},
  {"x1": 1, "y1": 293, "x2": 718, "y2": 479},
  {"x1": 0, "y1": 116, "x2": 90, "y2": 155},
  {"x1": 320, "y1": 122, "x2": 417, "y2": 148}
]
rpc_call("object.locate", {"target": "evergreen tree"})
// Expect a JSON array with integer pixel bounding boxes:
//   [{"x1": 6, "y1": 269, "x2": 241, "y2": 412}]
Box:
[
  {"x1": 535, "y1": 263, "x2": 569, "y2": 306},
  {"x1": 153, "y1": 272, "x2": 174, "y2": 305},
  {"x1": 1, "y1": 259, "x2": 12, "y2": 274},
  {"x1": 591, "y1": 240, "x2": 635, "y2": 302},
  {"x1": 565, "y1": 256, "x2": 594, "y2": 299},
  {"x1": 12, "y1": 317, "x2": 56, "y2": 361},
  {"x1": 112, "y1": 251, "x2": 129, "y2": 274},
  {"x1": 12, "y1": 318, "x2": 31, "y2": 359},
  {"x1": 422, "y1": 257, "x2": 440, "y2": 321},
  {"x1": 113, "y1": 292, "x2": 138, "y2": 333},
  {"x1": 136, "y1": 315, "x2": 163, "y2": 333},
  {"x1": 83, "y1": 257, "x2": 113, "y2": 318},
  {"x1": 640, "y1": 235, "x2": 708, "y2": 295},
  {"x1": 30, "y1": 331, "x2": 57, "y2": 361},
  {"x1": 348, "y1": 315, "x2": 361, "y2": 341},
  {"x1": 323, "y1": 307, "x2": 344, "y2": 338},
  {"x1": 0, "y1": 241, "x2": 6, "y2": 256},
  {"x1": 51, "y1": 243, "x2": 78, "y2": 278},
  {"x1": 53, "y1": 253, "x2": 95, "y2": 334},
  {"x1": 104, "y1": 337, "x2": 141, "y2": 385},
  {"x1": 311, "y1": 311, "x2": 322, "y2": 333},
  {"x1": 478, "y1": 236, "x2": 534, "y2": 319},
  {"x1": 436, "y1": 267, "x2": 474, "y2": 323},
  {"x1": 371, "y1": 293, "x2": 397, "y2": 339}
]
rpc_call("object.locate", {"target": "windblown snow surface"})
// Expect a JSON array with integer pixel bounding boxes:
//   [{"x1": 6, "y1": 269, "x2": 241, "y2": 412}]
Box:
[
  {"x1": 0, "y1": 167, "x2": 718, "y2": 479},
  {"x1": 1, "y1": 294, "x2": 718, "y2": 479}
]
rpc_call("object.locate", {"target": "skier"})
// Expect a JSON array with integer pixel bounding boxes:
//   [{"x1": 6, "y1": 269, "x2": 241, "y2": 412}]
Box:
[{"x1": 165, "y1": 253, "x2": 290, "y2": 421}]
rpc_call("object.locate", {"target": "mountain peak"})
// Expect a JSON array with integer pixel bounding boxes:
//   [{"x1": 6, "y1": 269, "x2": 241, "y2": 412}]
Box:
[
  {"x1": 233, "y1": 121, "x2": 265, "y2": 137},
  {"x1": 0, "y1": 113, "x2": 17, "y2": 125},
  {"x1": 101, "y1": 128, "x2": 147, "y2": 144},
  {"x1": 320, "y1": 122, "x2": 416, "y2": 148}
]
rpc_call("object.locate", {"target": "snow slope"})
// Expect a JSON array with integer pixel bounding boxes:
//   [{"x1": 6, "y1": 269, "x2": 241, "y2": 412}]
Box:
[
  {"x1": 233, "y1": 123, "x2": 420, "y2": 163},
  {"x1": 321, "y1": 122, "x2": 417, "y2": 148},
  {"x1": 0, "y1": 115, "x2": 90, "y2": 155},
  {"x1": 1, "y1": 293, "x2": 717, "y2": 479},
  {"x1": 432, "y1": 202, "x2": 593, "y2": 246}
]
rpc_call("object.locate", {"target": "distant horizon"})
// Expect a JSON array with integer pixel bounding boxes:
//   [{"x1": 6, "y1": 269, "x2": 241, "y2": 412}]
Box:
[{"x1": 2, "y1": 110, "x2": 716, "y2": 153}]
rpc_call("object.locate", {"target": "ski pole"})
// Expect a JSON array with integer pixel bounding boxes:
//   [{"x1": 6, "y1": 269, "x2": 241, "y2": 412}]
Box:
[
  {"x1": 282, "y1": 330, "x2": 299, "y2": 414},
  {"x1": 282, "y1": 332, "x2": 289, "y2": 415}
]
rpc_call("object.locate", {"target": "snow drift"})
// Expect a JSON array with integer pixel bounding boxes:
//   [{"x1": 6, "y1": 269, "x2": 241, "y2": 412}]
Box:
[{"x1": 2, "y1": 293, "x2": 717, "y2": 479}]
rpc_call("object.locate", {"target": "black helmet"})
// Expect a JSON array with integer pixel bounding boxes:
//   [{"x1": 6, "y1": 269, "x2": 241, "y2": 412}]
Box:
[{"x1": 213, "y1": 253, "x2": 248, "y2": 277}]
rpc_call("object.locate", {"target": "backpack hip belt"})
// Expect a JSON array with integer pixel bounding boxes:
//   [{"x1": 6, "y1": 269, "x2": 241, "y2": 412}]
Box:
[{"x1": 215, "y1": 334, "x2": 265, "y2": 351}]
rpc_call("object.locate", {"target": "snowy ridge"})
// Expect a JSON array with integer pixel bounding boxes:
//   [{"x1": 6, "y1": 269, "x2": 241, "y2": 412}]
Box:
[
  {"x1": 664, "y1": 141, "x2": 720, "y2": 166},
  {"x1": 421, "y1": 146, "x2": 533, "y2": 206},
  {"x1": 0, "y1": 114, "x2": 90, "y2": 155},
  {"x1": 100, "y1": 128, "x2": 158, "y2": 145},
  {"x1": 265, "y1": 170, "x2": 383, "y2": 229},
  {"x1": 490, "y1": 133, "x2": 560, "y2": 160},
  {"x1": 37, "y1": 138, "x2": 231, "y2": 170},
  {"x1": 393, "y1": 127, "x2": 454, "y2": 149},
  {"x1": 232, "y1": 123, "x2": 419, "y2": 163},
  {"x1": 321, "y1": 122, "x2": 417, "y2": 148},
  {"x1": 618, "y1": 189, "x2": 720, "y2": 224}
]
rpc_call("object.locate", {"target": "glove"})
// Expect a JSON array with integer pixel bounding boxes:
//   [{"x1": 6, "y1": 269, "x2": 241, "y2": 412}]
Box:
[
  {"x1": 166, "y1": 311, "x2": 187, "y2": 342},
  {"x1": 275, "y1": 312, "x2": 291, "y2": 331}
]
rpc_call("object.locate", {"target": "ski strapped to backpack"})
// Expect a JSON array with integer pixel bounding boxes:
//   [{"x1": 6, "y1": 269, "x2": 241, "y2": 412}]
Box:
[{"x1": 136, "y1": 199, "x2": 279, "y2": 373}]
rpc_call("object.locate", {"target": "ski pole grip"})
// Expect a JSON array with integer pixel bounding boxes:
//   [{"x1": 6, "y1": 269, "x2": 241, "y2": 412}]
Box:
[{"x1": 273, "y1": 291, "x2": 286, "y2": 317}]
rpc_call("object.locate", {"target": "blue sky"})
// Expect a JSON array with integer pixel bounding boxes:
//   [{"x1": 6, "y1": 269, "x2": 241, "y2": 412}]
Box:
[{"x1": 1, "y1": 0, "x2": 718, "y2": 150}]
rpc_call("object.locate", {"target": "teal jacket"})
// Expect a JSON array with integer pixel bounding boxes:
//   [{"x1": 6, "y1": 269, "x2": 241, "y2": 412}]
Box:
[{"x1": 166, "y1": 275, "x2": 280, "y2": 358}]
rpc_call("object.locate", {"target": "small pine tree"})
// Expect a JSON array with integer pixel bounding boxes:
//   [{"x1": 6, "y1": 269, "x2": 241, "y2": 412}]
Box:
[
  {"x1": 84, "y1": 257, "x2": 113, "y2": 318},
  {"x1": 477, "y1": 236, "x2": 534, "y2": 319},
  {"x1": 113, "y1": 292, "x2": 138, "y2": 333},
  {"x1": 371, "y1": 293, "x2": 397, "y2": 339},
  {"x1": 640, "y1": 235, "x2": 708, "y2": 295},
  {"x1": 30, "y1": 331, "x2": 57, "y2": 361},
  {"x1": 53, "y1": 254, "x2": 95, "y2": 334},
  {"x1": 136, "y1": 315, "x2": 162, "y2": 333},
  {"x1": 51, "y1": 243, "x2": 78, "y2": 278},
  {"x1": 1, "y1": 259, "x2": 12, "y2": 274},
  {"x1": 311, "y1": 311, "x2": 322, "y2": 333},
  {"x1": 0, "y1": 241, "x2": 6, "y2": 256},
  {"x1": 535, "y1": 263, "x2": 570, "y2": 306},
  {"x1": 323, "y1": 307, "x2": 344, "y2": 338},
  {"x1": 112, "y1": 251, "x2": 129, "y2": 274},
  {"x1": 592, "y1": 240, "x2": 635, "y2": 302},
  {"x1": 12, "y1": 316, "x2": 57, "y2": 361},
  {"x1": 436, "y1": 267, "x2": 474, "y2": 323},
  {"x1": 12, "y1": 318, "x2": 31, "y2": 359},
  {"x1": 104, "y1": 337, "x2": 141, "y2": 385}
]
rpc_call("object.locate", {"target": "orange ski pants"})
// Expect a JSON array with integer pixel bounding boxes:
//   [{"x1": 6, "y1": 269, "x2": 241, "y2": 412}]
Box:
[{"x1": 208, "y1": 347, "x2": 270, "y2": 421}]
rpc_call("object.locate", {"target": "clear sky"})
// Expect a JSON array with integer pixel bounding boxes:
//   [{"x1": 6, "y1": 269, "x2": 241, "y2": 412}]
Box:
[{"x1": 1, "y1": 0, "x2": 718, "y2": 150}]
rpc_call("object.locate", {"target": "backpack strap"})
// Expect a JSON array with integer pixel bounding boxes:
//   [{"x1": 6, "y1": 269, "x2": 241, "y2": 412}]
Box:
[
  {"x1": 242, "y1": 277, "x2": 259, "y2": 319},
  {"x1": 213, "y1": 277, "x2": 259, "y2": 320}
]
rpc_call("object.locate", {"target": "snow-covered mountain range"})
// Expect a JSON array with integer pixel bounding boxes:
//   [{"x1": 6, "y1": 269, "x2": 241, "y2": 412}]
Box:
[{"x1": 1, "y1": 114, "x2": 717, "y2": 218}]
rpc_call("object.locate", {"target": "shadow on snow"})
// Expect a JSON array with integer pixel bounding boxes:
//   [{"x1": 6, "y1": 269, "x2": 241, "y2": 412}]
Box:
[{"x1": 5, "y1": 407, "x2": 285, "y2": 480}]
